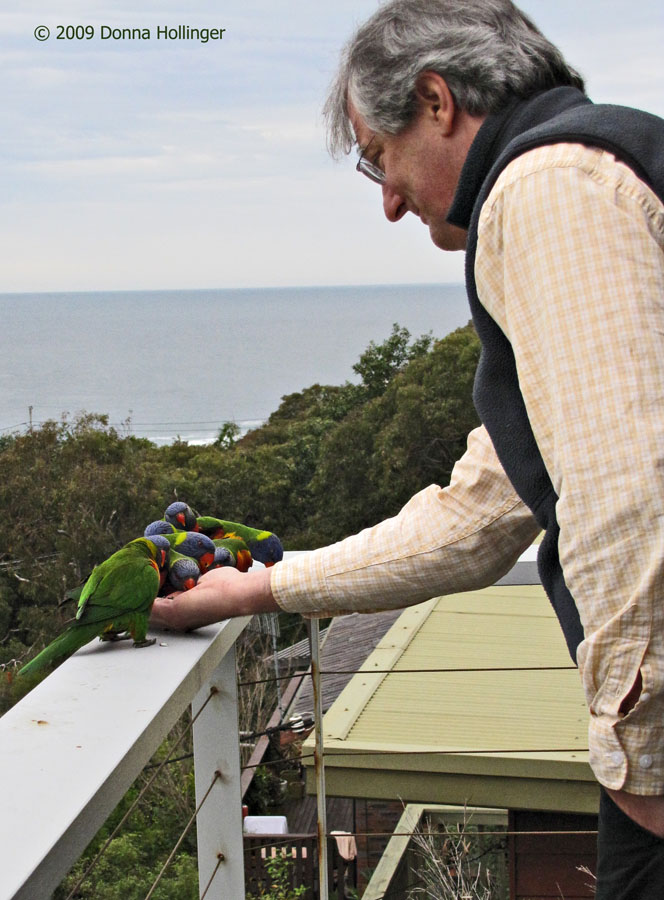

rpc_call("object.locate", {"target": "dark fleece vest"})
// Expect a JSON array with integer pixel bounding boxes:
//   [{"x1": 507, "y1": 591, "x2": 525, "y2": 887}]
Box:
[{"x1": 446, "y1": 87, "x2": 664, "y2": 662}]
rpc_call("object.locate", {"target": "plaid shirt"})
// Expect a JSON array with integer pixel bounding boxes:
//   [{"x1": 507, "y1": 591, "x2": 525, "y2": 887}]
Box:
[{"x1": 272, "y1": 143, "x2": 664, "y2": 795}]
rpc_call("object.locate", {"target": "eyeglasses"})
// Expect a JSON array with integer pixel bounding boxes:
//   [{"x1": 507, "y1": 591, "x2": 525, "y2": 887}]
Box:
[{"x1": 356, "y1": 136, "x2": 386, "y2": 185}]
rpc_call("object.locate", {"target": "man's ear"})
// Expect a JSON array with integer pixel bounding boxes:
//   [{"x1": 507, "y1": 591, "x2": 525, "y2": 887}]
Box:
[{"x1": 414, "y1": 71, "x2": 456, "y2": 134}]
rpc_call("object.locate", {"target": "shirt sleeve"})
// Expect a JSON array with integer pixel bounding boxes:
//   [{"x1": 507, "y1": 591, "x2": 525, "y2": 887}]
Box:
[
  {"x1": 271, "y1": 424, "x2": 540, "y2": 616},
  {"x1": 475, "y1": 144, "x2": 664, "y2": 794}
]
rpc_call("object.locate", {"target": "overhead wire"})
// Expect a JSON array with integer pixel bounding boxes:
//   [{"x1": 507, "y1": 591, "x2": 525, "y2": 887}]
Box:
[
  {"x1": 242, "y1": 827, "x2": 598, "y2": 851},
  {"x1": 237, "y1": 663, "x2": 577, "y2": 688}
]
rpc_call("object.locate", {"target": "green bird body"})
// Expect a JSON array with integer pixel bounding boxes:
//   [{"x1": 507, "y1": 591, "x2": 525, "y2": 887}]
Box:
[{"x1": 19, "y1": 538, "x2": 168, "y2": 678}]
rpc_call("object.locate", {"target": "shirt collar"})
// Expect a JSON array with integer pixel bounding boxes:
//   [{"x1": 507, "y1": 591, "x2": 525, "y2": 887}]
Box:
[{"x1": 446, "y1": 88, "x2": 590, "y2": 230}]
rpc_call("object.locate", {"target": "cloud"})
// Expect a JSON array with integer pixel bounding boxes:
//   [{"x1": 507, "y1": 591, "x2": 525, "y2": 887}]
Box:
[{"x1": 1, "y1": 0, "x2": 662, "y2": 291}]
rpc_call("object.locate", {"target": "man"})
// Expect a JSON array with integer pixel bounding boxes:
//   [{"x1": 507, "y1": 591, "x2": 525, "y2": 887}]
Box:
[{"x1": 152, "y1": 2, "x2": 664, "y2": 895}]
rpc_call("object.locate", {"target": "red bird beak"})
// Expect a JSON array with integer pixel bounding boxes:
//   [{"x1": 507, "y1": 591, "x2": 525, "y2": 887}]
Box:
[
  {"x1": 199, "y1": 552, "x2": 215, "y2": 572},
  {"x1": 176, "y1": 512, "x2": 186, "y2": 526},
  {"x1": 184, "y1": 578, "x2": 197, "y2": 590}
]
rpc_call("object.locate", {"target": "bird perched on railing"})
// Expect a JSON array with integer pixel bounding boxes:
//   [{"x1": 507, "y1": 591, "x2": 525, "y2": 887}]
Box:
[{"x1": 18, "y1": 536, "x2": 170, "y2": 678}]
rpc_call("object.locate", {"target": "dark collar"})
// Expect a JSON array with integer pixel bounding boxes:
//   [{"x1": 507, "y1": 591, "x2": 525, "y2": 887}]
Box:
[{"x1": 447, "y1": 87, "x2": 591, "y2": 230}]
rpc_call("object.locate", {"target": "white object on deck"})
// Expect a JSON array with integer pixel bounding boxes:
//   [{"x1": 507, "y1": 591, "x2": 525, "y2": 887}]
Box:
[{"x1": 243, "y1": 815, "x2": 289, "y2": 835}]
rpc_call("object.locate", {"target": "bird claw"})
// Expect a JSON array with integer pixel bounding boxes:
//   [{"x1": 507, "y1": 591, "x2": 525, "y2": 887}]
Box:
[
  {"x1": 100, "y1": 631, "x2": 131, "y2": 643},
  {"x1": 133, "y1": 638, "x2": 157, "y2": 649}
]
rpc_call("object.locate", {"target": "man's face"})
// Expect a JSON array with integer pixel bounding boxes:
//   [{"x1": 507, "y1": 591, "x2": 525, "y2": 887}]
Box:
[{"x1": 349, "y1": 87, "x2": 473, "y2": 252}]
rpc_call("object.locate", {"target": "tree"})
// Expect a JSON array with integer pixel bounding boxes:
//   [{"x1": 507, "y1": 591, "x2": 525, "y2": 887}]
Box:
[
  {"x1": 215, "y1": 421, "x2": 241, "y2": 449},
  {"x1": 352, "y1": 323, "x2": 433, "y2": 399}
]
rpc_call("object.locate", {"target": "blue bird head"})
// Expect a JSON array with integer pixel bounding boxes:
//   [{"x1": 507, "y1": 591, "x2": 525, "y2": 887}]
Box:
[
  {"x1": 145, "y1": 520, "x2": 176, "y2": 537},
  {"x1": 145, "y1": 534, "x2": 171, "y2": 571},
  {"x1": 247, "y1": 532, "x2": 283, "y2": 567},
  {"x1": 164, "y1": 501, "x2": 198, "y2": 531},
  {"x1": 212, "y1": 546, "x2": 234, "y2": 568},
  {"x1": 174, "y1": 532, "x2": 216, "y2": 571},
  {"x1": 168, "y1": 556, "x2": 200, "y2": 591}
]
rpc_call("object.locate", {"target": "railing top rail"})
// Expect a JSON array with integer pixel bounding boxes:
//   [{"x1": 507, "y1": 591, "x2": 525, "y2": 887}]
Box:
[{"x1": 0, "y1": 615, "x2": 249, "y2": 900}]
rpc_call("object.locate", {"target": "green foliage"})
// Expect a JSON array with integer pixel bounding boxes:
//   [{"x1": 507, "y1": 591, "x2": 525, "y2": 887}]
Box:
[
  {"x1": 353, "y1": 322, "x2": 433, "y2": 398},
  {"x1": 244, "y1": 764, "x2": 287, "y2": 816},
  {"x1": 215, "y1": 420, "x2": 241, "y2": 449},
  {"x1": 0, "y1": 414, "x2": 164, "y2": 706},
  {"x1": 246, "y1": 855, "x2": 307, "y2": 900},
  {"x1": 305, "y1": 322, "x2": 480, "y2": 542}
]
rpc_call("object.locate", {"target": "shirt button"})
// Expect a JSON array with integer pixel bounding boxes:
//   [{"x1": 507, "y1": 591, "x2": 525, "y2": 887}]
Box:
[
  {"x1": 639, "y1": 755, "x2": 653, "y2": 769},
  {"x1": 610, "y1": 751, "x2": 624, "y2": 766},
  {"x1": 641, "y1": 692, "x2": 651, "y2": 704}
]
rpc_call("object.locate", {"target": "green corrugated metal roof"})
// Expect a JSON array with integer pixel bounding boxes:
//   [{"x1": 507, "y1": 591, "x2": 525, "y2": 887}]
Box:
[{"x1": 304, "y1": 585, "x2": 599, "y2": 814}]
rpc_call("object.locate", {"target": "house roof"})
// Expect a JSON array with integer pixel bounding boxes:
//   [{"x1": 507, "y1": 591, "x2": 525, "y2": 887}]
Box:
[
  {"x1": 287, "y1": 608, "x2": 403, "y2": 719},
  {"x1": 303, "y1": 584, "x2": 599, "y2": 815}
]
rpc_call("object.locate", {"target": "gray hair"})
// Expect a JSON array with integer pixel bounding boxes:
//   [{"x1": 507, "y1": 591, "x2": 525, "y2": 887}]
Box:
[{"x1": 324, "y1": 0, "x2": 585, "y2": 156}]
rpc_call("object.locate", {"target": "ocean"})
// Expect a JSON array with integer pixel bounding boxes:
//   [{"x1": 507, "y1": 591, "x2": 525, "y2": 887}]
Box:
[{"x1": 0, "y1": 284, "x2": 470, "y2": 445}]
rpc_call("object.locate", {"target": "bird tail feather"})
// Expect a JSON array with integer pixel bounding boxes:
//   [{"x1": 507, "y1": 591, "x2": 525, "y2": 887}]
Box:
[{"x1": 18, "y1": 624, "x2": 101, "y2": 678}]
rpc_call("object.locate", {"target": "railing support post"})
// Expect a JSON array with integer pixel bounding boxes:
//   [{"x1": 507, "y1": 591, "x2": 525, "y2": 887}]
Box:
[{"x1": 192, "y1": 644, "x2": 245, "y2": 899}]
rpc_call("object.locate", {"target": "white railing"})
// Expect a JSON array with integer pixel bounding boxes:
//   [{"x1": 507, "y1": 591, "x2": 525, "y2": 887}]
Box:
[{"x1": 0, "y1": 613, "x2": 251, "y2": 899}]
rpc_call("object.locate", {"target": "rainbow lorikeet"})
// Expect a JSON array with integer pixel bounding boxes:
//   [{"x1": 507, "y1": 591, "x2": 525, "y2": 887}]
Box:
[
  {"x1": 18, "y1": 537, "x2": 169, "y2": 678},
  {"x1": 162, "y1": 554, "x2": 201, "y2": 593},
  {"x1": 163, "y1": 501, "x2": 199, "y2": 532},
  {"x1": 144, "y1": 519, "x2": 177, "y2": 537},
  {"x1": 195, "y1": 517, "x2": 283, "y2": 567},
  {"x1": 210, "y1": 544, "x2": 234, "y2": 569},
  {"x1": 212, "y1": 536, "x2": 253, "y2": 572},
  {"x1": 161, "y1": 531, "x2": 216, "y2": 573}
]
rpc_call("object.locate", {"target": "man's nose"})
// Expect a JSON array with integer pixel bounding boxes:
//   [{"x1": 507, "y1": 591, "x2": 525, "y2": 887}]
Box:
[{"x1": 382, "y1": 183, "x2": 408, "y2": 222}]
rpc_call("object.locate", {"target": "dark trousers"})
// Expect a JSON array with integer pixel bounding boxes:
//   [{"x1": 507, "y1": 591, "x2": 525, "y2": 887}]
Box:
[{"x1": 596, "y1": 788, "x2": 664, "y2": 899}]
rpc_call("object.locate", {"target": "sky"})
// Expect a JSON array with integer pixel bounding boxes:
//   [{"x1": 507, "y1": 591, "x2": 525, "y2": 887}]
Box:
[{"x1": 1, "y1": 0, "x2": 663, "y2": 293}]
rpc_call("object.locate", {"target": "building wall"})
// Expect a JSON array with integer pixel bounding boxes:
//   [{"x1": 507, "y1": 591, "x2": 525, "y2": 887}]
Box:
[
  {"x1": 509, "y1": 809, "x2": 598, "y2": 899},
  {"x1": 353, "y1": 798, "x2": 405, "y2": 892}
]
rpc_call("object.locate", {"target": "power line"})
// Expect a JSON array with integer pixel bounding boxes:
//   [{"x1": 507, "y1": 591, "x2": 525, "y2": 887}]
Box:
[
  {"x1": 237, "y1": 663, "x2": 577, "y2": 689},
  {"x1": 243, "y1": 827, "x2": 599, "y2": 847}
]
